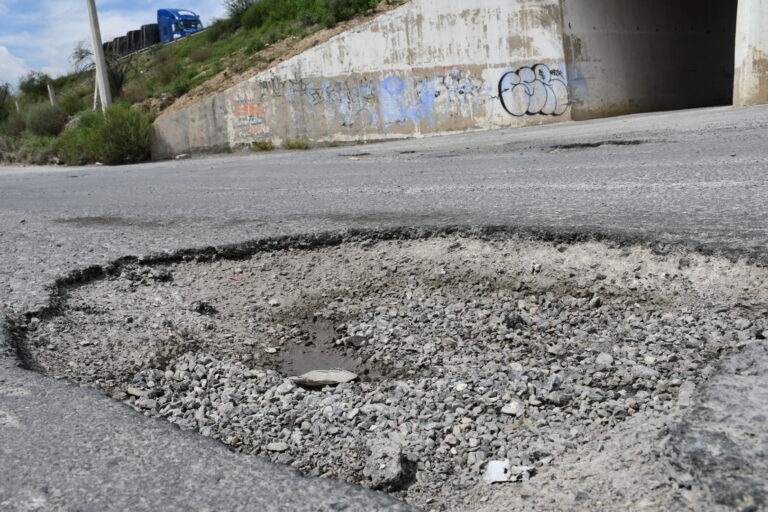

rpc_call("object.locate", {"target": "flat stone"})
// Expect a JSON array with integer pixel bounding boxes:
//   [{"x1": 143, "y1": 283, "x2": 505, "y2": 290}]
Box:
[
  {"x1": 266, "y1": 442, "x2": 289, "y2": 453},
  {"x1": 290, "y1": 370, "x2": 358, "y2": 387}
]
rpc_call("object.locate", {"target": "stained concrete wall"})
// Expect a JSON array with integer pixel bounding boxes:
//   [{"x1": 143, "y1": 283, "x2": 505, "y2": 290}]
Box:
[
  {"x1": 153, "y1": 0, "x2": 571, "y2": 158},
  {"x1": 734, "y1": 0, "x2": 768, "y2": 106},
  {"x1": 561, "y1": 0, "x2": 738, "y2": 120}
]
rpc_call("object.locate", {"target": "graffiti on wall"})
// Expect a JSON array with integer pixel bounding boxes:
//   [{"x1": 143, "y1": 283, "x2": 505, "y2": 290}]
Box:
[
  {"x1": 231, "y1": 100, "x2": 271, "y2": 138},
  {"x1": 231, "y1": 68, "x2": 542, "y2": 143},
  {"x1": 498, "y1": 64, "x2": 568, "y2": 117}
]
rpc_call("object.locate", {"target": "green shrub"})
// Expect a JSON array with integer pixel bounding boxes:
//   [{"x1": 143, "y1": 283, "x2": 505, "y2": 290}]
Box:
[
  {"x1": 55, "y1": 105, "x2": 154, "y2": 165},
  {"x1": 251, "y1": 139, "x2": 274, "y2": 151},
  {"x1": 206, "y1": 17, "x2": 238, "y2": 42},
  {"x1": 55, "y1": 111, "x2": 103, "y2": 165},
  {"x1": 15, "y1": 135, "x2": 58, "y2": 164},
  {"x1": 26, "y1": 104, "x2": 68, "y2": 136},
  {"x1": 0, "y1": 134, "x2": 17, "y2": 160},
  {"x1": 0, "y1": 83, "x2": 12, "y2": 124},
  {"x1": 98, "y1": 105, "x2": 154, "y2": 164},
  {"x1": 282, "y1": 139, "x2": 309, "y2": 150},
  {"x1": 156, "y1": 61, "x2": 183, "y2": 86},
  {"x1": 5, "y1": 111, "x2": 26, "y2": 137},
  {"x1": 59, "y1": 92, "x2": 86, "y2": 116}
]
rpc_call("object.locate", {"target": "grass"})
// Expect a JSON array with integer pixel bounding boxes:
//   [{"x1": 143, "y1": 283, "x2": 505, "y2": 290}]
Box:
[
  {"x1": 251, "y1": 139, "x2": 275, "y2": 151},
  {"x1": 282, "y1": 139, "x2": 310, "y2": 150}
]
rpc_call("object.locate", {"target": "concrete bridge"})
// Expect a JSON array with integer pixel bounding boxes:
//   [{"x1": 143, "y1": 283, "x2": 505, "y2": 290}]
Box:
[{"x1": 153, "y1": 0, "x2": 768, "y2": 158}]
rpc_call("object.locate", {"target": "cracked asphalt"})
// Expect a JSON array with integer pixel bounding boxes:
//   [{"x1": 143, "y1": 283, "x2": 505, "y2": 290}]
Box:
[{"x1": 1, "y1": 104, "x2": 767, "y2": 511}]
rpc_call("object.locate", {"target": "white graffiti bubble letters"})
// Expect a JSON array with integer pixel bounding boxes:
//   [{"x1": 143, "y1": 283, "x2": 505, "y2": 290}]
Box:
[{"x1": 499, "y1": 64, "x2": 569, "y2": 117}]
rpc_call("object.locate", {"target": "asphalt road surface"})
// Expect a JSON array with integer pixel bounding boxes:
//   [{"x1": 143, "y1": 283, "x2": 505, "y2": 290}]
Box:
[{"x1": 1, "y1": 105, "x2": 767, "y2": 511}]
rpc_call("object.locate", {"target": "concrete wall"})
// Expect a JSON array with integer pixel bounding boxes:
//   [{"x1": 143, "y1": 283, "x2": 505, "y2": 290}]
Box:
[
  {"x1": 561, "y1": 0, "x2": 738, "y2": 120},
  {"x1": 734, "y1": 0, "x2": 768, "y2": 106},
  {"x1": 153, "y1": 0, "x2": 571, "y2": 158}
]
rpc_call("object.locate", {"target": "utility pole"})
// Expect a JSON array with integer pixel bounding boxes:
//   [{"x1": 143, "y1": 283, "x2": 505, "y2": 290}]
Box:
[
  {"x1": 85, "y1": 0, "x2": 112, "y2": 111},
  {"x1": 47, "y1": 83, "x2": 57, "y2": 106}
]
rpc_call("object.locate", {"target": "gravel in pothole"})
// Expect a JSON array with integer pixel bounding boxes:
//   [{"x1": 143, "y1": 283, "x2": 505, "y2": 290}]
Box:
[{"x1": 20, "y1": 236, "x2": 768, "y2": 510}]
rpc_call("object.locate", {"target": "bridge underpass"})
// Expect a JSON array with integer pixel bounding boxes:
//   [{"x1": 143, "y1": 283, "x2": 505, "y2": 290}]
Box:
[{"x1": 560, "y1": 0, "x2": 739, "y2": 119}]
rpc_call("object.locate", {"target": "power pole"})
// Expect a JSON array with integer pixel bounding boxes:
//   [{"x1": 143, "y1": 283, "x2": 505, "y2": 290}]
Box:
[
  {"x1": 85, "y1": 0, "x2": 112, "y2": 112},
  {"x1": 47, "y1": 83, "x2": 57, "y2": 105}
]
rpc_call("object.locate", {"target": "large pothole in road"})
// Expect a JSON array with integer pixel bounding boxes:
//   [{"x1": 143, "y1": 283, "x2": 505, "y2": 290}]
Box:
[{"x1": 17, "y1": 234, "x2": 768, "y2": 510}]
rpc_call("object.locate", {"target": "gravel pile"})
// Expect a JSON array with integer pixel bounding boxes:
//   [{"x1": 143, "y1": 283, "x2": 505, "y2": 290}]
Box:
[{"x1": 20, "y1": 235, "x2": 768, "y2": 510}]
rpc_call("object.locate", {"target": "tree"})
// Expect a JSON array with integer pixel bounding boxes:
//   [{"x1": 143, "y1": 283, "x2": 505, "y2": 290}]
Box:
[
  {"x1": 69, "y1": 41, "x2": 133, "y2": 98},
  {"x1": 18, "y1": 71, "x2": 51, "y2": 100},
  {"x1": 223, "y1": 0, "x2": 258, "y2": 19},
  {"x1": 0, "y1": 83, "x2": 12, "y2": 123}
]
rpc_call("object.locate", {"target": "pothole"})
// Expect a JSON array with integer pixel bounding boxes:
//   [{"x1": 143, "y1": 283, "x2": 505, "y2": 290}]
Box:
[
  {"x1": 13, "y1": 233, "x2": 768, "y2": 510},
  {"x1": 548, "y1": 139, "x2": 659, "y2": 152}
]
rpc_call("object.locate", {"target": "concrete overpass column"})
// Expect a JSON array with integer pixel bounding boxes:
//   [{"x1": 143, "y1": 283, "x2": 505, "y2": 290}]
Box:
[{"x1": 734, "y1": 0, "x2": 768, "y2": 106}]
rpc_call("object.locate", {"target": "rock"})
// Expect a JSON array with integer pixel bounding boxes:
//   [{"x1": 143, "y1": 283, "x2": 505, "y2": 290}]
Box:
[
  {"x1": 275, "y1": 381, "x2": 295, "y2": 395},
  {"x1": 444, "y1": 434, "x2": 458, "y2": 446},
  {"x1": 136, "y1": 398, "x2": 157, "y2": 409},
  {"x1": 266, "y1": 442, "x2": 289, "y2": 453},
  {"x1": 596, "y1": 352, "x2": 614, "y2": 368},
  {"x1": 290, "y1": 369, "x2": 358, "y2": 387},
  {"x1": 150, "y1": 266, "x2": 172, "y2": 281},
  {"x1": 483, "y1": 460, "x2": 535, "y2": 483},
  {"x1": 190, "y1": 300, "x2": 217, "y2": 314},
  {"x1": 501, "y1": 397, "x2": 526, "y2": 417},
  {"x1": 455, "y1": 383, "x2": 468, "y2": 392},
  {"x1": 632, "y1": 365, "x2": 660, "y2": 380},
  {"x1": 126, "y1": 387, "x2": 148, "y2": 398},
  {"x1": 363, "y1": 437, "x2": 408, "y2": 491}
]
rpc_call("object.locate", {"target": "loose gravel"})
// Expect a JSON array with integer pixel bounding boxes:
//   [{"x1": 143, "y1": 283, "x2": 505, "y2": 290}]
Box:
[{"x1": 16, "y1": 234, "x2": 768, "y2": 510}]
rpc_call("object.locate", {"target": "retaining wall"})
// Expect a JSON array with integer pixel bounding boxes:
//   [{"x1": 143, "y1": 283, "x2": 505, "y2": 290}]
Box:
[{"x1": 152, "y1": 0, "x2": 571, "y2": 158}]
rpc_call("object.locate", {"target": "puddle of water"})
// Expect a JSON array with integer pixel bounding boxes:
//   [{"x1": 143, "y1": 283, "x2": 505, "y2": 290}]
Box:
[{"x1": 274, "y1": 316, "x2": 386, "y2": 381}]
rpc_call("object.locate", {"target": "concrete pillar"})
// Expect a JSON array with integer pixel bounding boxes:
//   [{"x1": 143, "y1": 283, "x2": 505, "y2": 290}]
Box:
[
  {"x1": 47, "y1": 83, "x2": 57, "y2": 106},
  {"x1": 734, "y1": 0, "x2": 768, "y2": 106},
  {"x1": 85, "y1": 0, "x2": 112, "y2": 111}
]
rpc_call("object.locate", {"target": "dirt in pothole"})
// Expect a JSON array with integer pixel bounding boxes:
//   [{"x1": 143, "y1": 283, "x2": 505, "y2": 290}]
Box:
[{"x1": 17, "y1": 235, "x2": 768, "y2": 511}]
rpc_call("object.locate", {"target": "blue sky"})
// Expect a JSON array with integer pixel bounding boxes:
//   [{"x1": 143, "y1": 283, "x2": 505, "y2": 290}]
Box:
[{"x1": 0, "y1": 0, "x2": 227, "y2": 86}]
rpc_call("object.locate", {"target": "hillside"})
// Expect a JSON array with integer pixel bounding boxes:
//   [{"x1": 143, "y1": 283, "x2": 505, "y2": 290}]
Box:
[{"x1": 0, "y1": 0, "x2": 409, "y2": 165}]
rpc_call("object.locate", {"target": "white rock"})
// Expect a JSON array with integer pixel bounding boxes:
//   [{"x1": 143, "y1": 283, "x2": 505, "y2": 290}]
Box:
[
  {"x1": 290, "y1": 369, "x2": 358, "y2": 387},
  {"x1": 501, "y1": 397, "x2": 526, "y2": 417},
  {"x1": 483, "y1": 460, "x2": 534, "y2": 483},
  {"x1": 275, "y1": 380, "x2": 295, "y2": 394},
  {"x1": 596, "y1": 352, "x2": 614, "y2": 368}
]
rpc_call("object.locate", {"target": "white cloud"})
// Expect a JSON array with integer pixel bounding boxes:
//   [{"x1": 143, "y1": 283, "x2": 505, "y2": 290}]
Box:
[{"x1": 0, "y1": 45, "x2": 28, "y2": 85}]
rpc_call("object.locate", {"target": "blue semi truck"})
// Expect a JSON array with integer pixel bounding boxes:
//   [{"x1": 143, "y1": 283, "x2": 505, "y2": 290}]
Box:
[
  {"x1": 157, "y1": 9, "x2": 204, "y2": 42},
  {"x1": 103, "y1": 9, "x2": 204, "y2": 57}
]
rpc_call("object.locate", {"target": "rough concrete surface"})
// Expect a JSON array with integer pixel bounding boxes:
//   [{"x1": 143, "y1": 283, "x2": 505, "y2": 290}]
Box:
[{"x1": 2, "y1": 105, "x2": 768, "y2": 511}]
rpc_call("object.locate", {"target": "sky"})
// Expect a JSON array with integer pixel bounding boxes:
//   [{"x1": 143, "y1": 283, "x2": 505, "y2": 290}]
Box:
[{"x1": 0, "y1": 0, "x2": 227, "y2": 87}]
